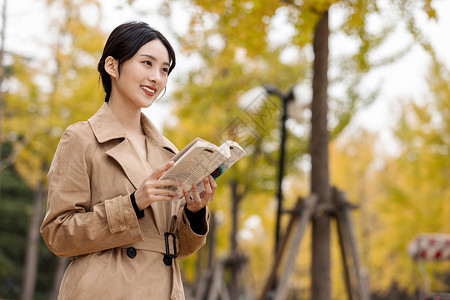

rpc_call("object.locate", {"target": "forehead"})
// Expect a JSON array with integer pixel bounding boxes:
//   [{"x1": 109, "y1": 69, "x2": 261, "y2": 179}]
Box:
[{"x1": 135, "y1": 39, "x2": 170, "y2": 63}]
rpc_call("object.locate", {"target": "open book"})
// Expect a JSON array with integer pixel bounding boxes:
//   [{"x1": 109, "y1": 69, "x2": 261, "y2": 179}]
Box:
[{"x1": 160, "y1": 137, "x2": 246, "y2": 199}]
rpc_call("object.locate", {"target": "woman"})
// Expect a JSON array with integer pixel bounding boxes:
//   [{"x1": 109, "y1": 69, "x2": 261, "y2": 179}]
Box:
[{"x1": 40, "y1": 21, "x2": 216, "y2": 299}]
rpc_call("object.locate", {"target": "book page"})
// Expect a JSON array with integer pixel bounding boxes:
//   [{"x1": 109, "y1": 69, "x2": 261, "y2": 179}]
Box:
[
  {"x1": 169, "y1": 137, "x2": 209, "y2": 163},
  {"x1": 160, "y1": 144, "x2": 227, "y2": 196},
  {"x1": 219, "y1": 141, "x2": 246, "y2": 169},
  {"x1": 192, "y1": 141, "x2": 246, "y2": 197}
]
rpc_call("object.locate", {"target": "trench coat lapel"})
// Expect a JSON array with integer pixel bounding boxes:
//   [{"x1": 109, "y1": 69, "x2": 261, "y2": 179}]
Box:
[
  {"x1": 88, "y1": 103, "x2": 178, "y2": 190},
  {"x1": 88, "y1": 104, "x2": 145, "y2": 189},
  {"x1": 140, "y1": 113, "x2": 178, "y2": 164},
  {"x1": 105, "y1": 139, "x2": 151, "y2": 189}
]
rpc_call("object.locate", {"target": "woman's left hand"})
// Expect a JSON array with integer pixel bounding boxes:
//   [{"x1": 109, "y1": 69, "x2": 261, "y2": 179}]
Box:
[{"x1": 183, "y1": 175, "x2": 217, "y2": 213}]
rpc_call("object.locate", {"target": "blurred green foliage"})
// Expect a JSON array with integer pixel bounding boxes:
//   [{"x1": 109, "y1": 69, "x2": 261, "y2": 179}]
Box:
[{"x1": 0, "y1": 165, "x2": 59, "y2": 299}]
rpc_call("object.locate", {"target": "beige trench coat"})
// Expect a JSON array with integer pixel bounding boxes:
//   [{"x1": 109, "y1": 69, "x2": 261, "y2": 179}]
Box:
[{"x1": 40, "y1": 104, "x2": 209, "y2": 300}]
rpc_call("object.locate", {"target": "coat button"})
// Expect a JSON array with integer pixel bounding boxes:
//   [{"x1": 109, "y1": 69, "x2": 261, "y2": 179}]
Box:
[{"x1": 126, "y1": 247, "x2": 137, "y2": 258}]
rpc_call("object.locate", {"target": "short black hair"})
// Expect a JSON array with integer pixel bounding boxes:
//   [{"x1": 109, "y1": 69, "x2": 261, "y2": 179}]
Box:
[{"x1": 97, "y1": 21, "x2": 176, "y2": 102}]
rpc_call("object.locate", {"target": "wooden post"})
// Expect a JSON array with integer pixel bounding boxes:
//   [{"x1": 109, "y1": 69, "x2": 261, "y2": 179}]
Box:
[
  {"x1": 258, "y1": 196, "x2": 305, "y2": 300},
  {"x1": 333, "y1": 187, "x2": 369, "y2": 300},
  {"x1": 206, "y1": 259, "x2": 227, "y2": 300},
  {"x1": 274, "y1": 194, "x2": 318, "y2": 300},
  {"x1": 257, "y1": 188, "x2": 368, "y2": 300}
]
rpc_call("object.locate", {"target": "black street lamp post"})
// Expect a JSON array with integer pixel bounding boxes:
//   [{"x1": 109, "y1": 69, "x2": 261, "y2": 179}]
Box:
[{"x1": 264, "y1": 85, "x2": 296, "y2": 255}]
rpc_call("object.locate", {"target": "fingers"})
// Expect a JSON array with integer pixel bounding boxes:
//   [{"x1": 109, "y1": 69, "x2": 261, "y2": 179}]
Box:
[
  {"x1": 135, "y1": 184, "x2": 179, "y2": 208},
  {"x1": 150, "y1": 160, "x2": 175, "y2": 180},
  {"x1": 134, "y1": 160, "x2": 184, "y2": 209},
  {"x1": 201, "y1": 176, "x2": 217, "y2": 199},
  {"x1": 201, "y1": 176, "x2": 212, "y2": 198},
  {"x1": 184, "y1": 176, "x2": 216, "y2": 213},
  {"x1": 208, "y1": 175, "x2": 217, "y2": 192},
  {"x1": 150, "y1": 187, "x2": 179, "y2": 197},
  {"x1": 152, "y1": 179, "x2": 184, "y2": 189},
  {"x1": 150, "y1": 190, "x2": 179, "y2": 201},
  {"x1": 140, "y1": 179, "x2": 183, "y2": 197},
  {"x1": 183, "y1": 187, "x2": 201, "y2": 213},
  {"x1": 201, "y1": 176, "x2": 216, "y2": 200}
]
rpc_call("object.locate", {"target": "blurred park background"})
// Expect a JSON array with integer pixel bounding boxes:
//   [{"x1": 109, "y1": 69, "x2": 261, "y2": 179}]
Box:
[{"x1": 1, "y1": 0, "x2": 450, "y2": 299}]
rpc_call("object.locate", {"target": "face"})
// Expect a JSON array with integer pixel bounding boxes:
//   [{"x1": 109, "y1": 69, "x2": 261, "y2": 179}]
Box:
[{"x1": 108, "y1": 39, "x2": 170, "y2": 109}]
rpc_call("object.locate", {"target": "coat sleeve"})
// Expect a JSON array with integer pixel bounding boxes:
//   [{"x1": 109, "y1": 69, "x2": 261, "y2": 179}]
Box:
[
  {"x1": 176, "y1": 206, "x2": 210, "y2": 260},
  {"x1": 40, "y1": 124, "x2": 144, "y2": 257}
]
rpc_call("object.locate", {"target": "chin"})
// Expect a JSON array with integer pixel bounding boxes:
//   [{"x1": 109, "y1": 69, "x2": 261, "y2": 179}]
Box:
[
  {"x1": 137, "y1": 97, "x2": 156, "y2": 108},
  {"x1": 141, "y1": 102, "x2": 155, "y2": 109}
]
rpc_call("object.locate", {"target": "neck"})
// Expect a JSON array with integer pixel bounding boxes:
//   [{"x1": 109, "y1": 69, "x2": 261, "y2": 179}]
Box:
[{"x1": 107, "y1": 99, "x2": 142, "y2": 134}]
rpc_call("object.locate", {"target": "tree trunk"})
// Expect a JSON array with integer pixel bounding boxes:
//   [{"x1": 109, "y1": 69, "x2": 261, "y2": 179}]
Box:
[
  {"x1": 20, "y1": 180, "x2": 46, "y2": 300},
  {"x1": 229, "y1": 180, "x2": 241, "y2": 300},
  {"x1": 310, "y1": 11, "x2": 331, "y2": 300}
]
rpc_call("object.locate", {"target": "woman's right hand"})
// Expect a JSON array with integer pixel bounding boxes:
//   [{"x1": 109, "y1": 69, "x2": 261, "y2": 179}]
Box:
[{"x1": 133, "y1": 161, "x2": 182, "y2": 210}]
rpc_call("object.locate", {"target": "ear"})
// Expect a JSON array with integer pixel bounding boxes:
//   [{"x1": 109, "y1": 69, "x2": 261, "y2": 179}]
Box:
[{"x1": 104, "y1": 56, "x2": 119, "y2": 79}]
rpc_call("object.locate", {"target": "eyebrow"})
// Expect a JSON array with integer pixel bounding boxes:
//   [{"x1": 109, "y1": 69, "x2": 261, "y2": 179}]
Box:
[{"x1": 139, "y1": 54, "x2": 170, "y2": 66}]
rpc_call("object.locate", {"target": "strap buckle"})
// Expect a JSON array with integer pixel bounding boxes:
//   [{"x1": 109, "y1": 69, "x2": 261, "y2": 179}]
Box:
[{"x1": 163, "y1": 232, "x2": 177, "y2": 266}]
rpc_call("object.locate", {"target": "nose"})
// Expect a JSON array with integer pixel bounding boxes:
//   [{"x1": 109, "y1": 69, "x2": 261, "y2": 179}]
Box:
[{"x1": 148, "y1": 68, "x2": 161, "y2": 84}]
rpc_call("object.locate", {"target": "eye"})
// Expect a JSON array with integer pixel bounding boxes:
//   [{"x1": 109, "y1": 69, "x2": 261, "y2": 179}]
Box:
[
  {"x1": 143, "y1": 60, "x2": 152, "y2": 66},
  {"x1": 162, "y1": 67, "x2": 169, "y2": 74}
]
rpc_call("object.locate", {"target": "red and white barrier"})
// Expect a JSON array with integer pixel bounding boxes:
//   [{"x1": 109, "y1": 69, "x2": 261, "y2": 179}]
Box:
[{"x1": 408, "y1": 233, "x2": 450, "y2": 261}]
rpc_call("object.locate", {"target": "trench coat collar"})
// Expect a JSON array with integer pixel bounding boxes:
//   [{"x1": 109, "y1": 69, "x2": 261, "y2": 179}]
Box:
[
  {"x1": 88, "y1": 103, "x2": 176, "y2": 151},
  {"x1": 88, "y1": 103, "x2": 177, "y2": 188}
]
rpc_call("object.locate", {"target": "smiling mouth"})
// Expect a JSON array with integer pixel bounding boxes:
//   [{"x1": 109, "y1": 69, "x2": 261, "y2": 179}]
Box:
[{"x1": 141, "y1": 86, "x2": 156, "y2": 94}]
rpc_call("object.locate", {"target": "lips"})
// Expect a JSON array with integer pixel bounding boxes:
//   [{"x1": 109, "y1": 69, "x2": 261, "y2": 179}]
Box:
[{"x1": 141, "y1": 85, "x2": 156, "y2": 95}]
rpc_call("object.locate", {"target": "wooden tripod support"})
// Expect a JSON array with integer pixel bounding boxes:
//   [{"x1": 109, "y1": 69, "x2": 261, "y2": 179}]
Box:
[{"x1": 259, "y1": 187, "x2": 369, "y2": 300}]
